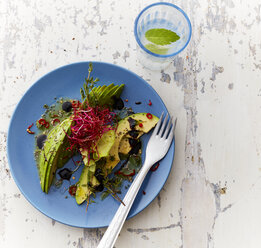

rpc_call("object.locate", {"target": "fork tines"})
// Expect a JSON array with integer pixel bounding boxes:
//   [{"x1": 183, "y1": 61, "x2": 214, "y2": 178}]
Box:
[{"x1": 153, "y1": 112, "x2": 174, "y2": 139}]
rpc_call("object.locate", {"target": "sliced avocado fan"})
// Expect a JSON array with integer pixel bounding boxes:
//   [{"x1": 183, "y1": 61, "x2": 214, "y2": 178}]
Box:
[
  {"x1": 105, "y1": 113, "x2": 159, "y2": 174},
  {"x1": 105, "y1": 113, "x2": 159, "y2": 173},
  {"x1": 38, "y1": 118, "x2": 72, "y2": 193},
  {"x1": 75, "y1": 161, "x2": 99, "y2": 205},
  {"x1": 84, "y1": 83, "x2": 124, "y2": 107}
]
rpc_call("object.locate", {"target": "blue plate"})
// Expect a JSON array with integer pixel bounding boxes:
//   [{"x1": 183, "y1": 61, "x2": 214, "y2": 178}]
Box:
[{"x1": 7, "y1": 62, "x2": 175, "y2": 228}]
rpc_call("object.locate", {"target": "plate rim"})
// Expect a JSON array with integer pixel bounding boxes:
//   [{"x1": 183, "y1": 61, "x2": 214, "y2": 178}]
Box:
[{"x1": 7, "y1": 61, "x2": 175, "y2": 228}]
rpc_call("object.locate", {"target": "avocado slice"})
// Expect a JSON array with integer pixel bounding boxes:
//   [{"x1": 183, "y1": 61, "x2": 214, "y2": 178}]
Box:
[
  {"x1": 99, "y1": 85, "x2": 118, "y2": 106},
  {"x1": 75, "y1": 161, "x2": 99, "y2": 205},
  {"x1": 96, "y1": 85, "x2": 107, "y2": 95},
  {"x1": 105, "y1": 113, "x2": 159, "y2": 172},
  {"x1": 75, "y1": 129, "x2": 116, "y2": 204},
  {"x1": 56, "y1": 138, "x2": 73, "y2": 169},
  {"x1": 92, "y1": 86, "x2": 101, "y2": 94},
  {"x1": 80, "y1": 129, "x2": 115, "y2": 165},
  {"x1": 118, "y1": 134, "x2": 143, "y2": 155},
  {"x1": 90, "y1": 85, "x2": 106, "y2": 103},
  {"x1": 112, "y1": 84, "x2": 124, "y2": 99},
  {"x1": 98, "y1": 83, "x2": 115, "y2": 103},
  {"x1": 118, "y1": 136, "x2": 133, "y2": 154},
  {"x1": 87, "y1": 84, "x2": 125, "y2": 107},
  {"x1": 100, "y1": 84, "x2": 125, "y2": 107},
  {"x1": 83, "y1": 85, "x2": 107, "y2": 107},
  {"x1": 38, "y1": 118, "x2": 72, "y2": 193}
]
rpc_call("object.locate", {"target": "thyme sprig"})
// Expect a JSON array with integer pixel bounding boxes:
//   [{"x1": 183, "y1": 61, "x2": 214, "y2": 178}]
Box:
[{"x1": 80, "y1": 63, "x2": 99, "y2": 107}]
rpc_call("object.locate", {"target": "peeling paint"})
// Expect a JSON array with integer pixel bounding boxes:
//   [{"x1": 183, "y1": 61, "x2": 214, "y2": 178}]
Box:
[
  {"x1": 210, "y1": 64, "x2": 224, "y2": 81},
  {"x1": 211, "y1": 182, "x2": 234, "y2": 232},
  {"x1": 141, "y1": 235, "x2": 149, "y2": 240},
  {"x1": 34, "y1": 18, "x2": 46, "y2": 32},
  {"x1": 112, "y1": 51, "x2": 120, "y2": 59},
  {"x1": 175, "y1": 9, "x2": 225, "y2": 245},
  {"x1": 85, "y1": 20, "x2": 97, "y2": 28},
  {"x1": 201, "y1": 80, "x2": 206, "y2": 93},
  {"x1": 127, "y1": 222, "x2": 181, "y2": 234},
  {"x1": 249, "y1": 42, "x2": 256, "y2": 57},
  {"x1": 222, "y1": 203, "x2": 233, "y2": 212},
  {"x1": 255, "y1": 4, "x2": 261, "y2": 23},
  {"x1": 160, "y1": 70, "x2": 171, "y2": 84},
  {"x1": 77, "y1": 229, "x2": 104, "y2": 248},
  {"x1": 123, "y1": 51, "x2": 130, "y2": 62},
  {"x1": 228, "y1": 83, "x2": 234, "y2": 89},
  {"x1": 254, "y1": 63, "x2": 261, "y2": 70},
  {"x1": 157, "y1": 193, "x2": 161, "y2": 208},
  {"x1": 173, "y1": 56, "x2": 185, "y2": 86}
]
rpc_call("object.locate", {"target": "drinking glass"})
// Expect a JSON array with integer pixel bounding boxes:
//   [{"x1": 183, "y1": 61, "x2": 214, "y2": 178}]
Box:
[{"x1": 134, "y1": 2, "x2": 192, "y2": 70}]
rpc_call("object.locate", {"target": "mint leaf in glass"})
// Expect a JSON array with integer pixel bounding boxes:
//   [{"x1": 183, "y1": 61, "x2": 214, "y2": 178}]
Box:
[{"x1": 145, "y1": 28, "x2": 180, "y2": 45}]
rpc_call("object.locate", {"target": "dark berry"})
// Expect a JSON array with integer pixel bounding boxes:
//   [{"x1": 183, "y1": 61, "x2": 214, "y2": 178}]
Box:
[
  {"x1": 113, "y1": 97, "x2": 124, "y2": 110},
  {"x1": 95, "y1": 169, "x2": 104, "y2": 182},
  {"x1": 129, "y1": 138, "x2": 138, "y2": 148},
  {"x1": 129, "y1": 141, "x2": 142, "y2": 155},
  {"x1": 62, "y1": 101, "x2": 72, "y2": 112},
  {"x1": 96, "y1": 174, "x2": 104, "y2": 183},
  {"x1": 94, "y1": 183, "x2": 104, "y2": 192},
  {"x1": 95, "y1": 168, "x2": 102, "y2": 176},
  {"x1": 58, "y1": 168, "x2": 72, "y2": 180},
  {"x1": 37, "y1": 134, "x2": 47, "y2": 149},
  {"x1": 128, "y1": 130, "x2": 139, "y2": 139}
]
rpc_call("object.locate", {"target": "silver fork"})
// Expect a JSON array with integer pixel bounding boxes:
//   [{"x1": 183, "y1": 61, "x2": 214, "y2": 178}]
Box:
[{"x1": 97, "y1": 113, "x2": 175, "y2": 248}]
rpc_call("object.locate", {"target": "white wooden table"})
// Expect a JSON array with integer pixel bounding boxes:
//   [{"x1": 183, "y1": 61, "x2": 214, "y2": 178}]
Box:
[{"x1": 1, "y1": 1, "x2": 261, "y2": 247}]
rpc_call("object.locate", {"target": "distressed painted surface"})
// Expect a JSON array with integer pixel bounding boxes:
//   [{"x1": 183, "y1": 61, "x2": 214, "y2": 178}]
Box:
[{"x1": 1, "y1": 0, "x2": 261, "y2": 247}]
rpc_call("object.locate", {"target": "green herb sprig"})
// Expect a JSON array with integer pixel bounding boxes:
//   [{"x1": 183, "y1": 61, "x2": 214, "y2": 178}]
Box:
[{"x1": 80, "y1": 63, "x2": 99, "y2": 106}]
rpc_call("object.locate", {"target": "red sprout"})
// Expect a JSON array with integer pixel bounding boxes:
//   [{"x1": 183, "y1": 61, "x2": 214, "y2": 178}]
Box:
[
  {"x1": 67, "y1": 104, "x2": 117, "y2": 164},
  {"x1": 52, "y1": 118, "x2": 60, "y2": 126}
]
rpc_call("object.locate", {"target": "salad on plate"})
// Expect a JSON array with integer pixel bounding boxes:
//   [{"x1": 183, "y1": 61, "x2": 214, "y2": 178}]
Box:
[{"x1": 28, "y1": 63, "x2": 159, "y2": 209}]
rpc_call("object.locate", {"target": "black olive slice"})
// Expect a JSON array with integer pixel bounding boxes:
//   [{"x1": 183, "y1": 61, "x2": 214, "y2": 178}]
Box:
[
  {"x1": 58, "y1": 168, "x2": 72, "y2": 180},
  {"x1": 128, "y1": 130, "x2": 139, "y2": 139},
  {"x1": 128, "y1": 117, "x2": 137, "y2": 130},
  {"x1": 129, "y1": 141, "x2": 142, "y2": 155}
]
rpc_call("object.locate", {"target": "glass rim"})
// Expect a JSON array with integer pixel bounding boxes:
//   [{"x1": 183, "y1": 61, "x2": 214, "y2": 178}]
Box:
[{"x1": 134, "y1": 2, "x2": 192, "y2": 58}]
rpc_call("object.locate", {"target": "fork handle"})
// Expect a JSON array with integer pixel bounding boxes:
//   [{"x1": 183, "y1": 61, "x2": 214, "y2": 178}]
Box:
[{"x1": 97, "y1": 160, "x2": 151, "y2": 248}]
